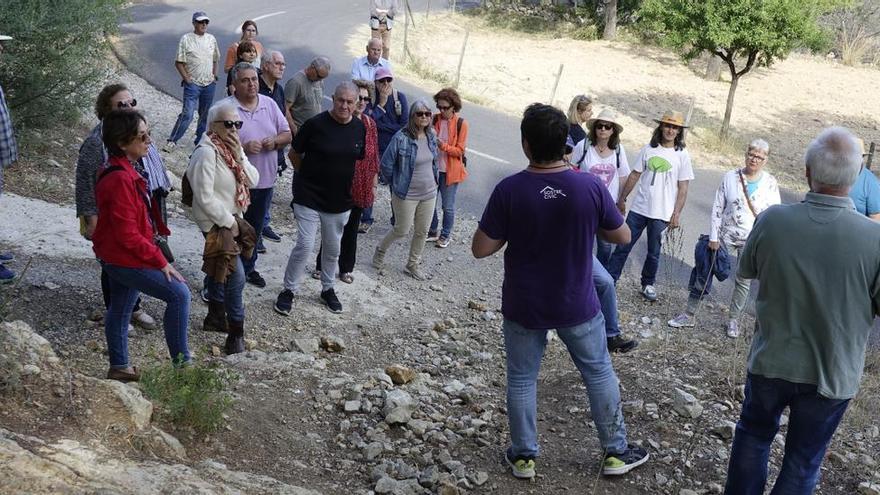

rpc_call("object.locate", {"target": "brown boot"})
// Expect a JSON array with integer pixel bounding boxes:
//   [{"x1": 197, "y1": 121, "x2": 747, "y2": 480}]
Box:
[
  {"x1": 225, "y1": 319, "x2": 245, "y2": 355},
  {"x1": 203, "y1": 300, "x2": 228, "y2": 333}
]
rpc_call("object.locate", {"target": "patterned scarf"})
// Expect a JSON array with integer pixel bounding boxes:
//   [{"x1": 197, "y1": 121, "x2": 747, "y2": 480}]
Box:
[{"x1": 210, "y1": 133, "x2": 251, "y2": 209}]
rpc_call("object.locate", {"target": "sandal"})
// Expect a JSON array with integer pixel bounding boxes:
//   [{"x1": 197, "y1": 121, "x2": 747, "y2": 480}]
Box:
[
  {"x1": 340, "y1": 272, "x2": 354, "y2": 284},
  {"x1": 311, "y1": 270, "x2": 321, "y2": 280}
]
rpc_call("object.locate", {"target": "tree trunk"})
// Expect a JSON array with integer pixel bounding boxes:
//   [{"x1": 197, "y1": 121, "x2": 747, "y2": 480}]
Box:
[
  {"x1": 705, "y1": 53, "x2": 722, "y2": 81},
  {"x1": 603, "y1": 0, "x2": 618, "y2": 40},
  {"x1": 721, "y1": 73, "x2": 739, "y2": 139}
]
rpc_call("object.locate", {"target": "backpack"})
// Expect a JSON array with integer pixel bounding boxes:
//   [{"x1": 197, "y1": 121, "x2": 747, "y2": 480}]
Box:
[
  {"x1": 392, "y1": 88, "x2": 402, "y2": 118},
  {"x1": 576, "y1": 142, "x2": 619, "y2": 171}
]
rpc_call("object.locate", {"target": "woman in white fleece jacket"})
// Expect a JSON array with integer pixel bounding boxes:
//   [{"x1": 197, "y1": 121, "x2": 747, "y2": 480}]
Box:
[{"x1": 185, "y1": 102, "x2": 259, "y2": 354}]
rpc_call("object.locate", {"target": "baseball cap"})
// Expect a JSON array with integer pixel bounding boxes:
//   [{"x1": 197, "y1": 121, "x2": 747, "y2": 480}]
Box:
[
  {"x1": 374, "y1": 67, "x2": 393, "y2": 81},
  {"x1": 192, "y1": 11, "x2": 210, "y2": 23}
]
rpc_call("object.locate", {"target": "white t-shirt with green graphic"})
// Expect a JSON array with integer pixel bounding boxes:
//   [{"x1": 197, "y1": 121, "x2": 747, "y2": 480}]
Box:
[{"x1": 629, "y1": 144, "x2": 694, "y2": 221}]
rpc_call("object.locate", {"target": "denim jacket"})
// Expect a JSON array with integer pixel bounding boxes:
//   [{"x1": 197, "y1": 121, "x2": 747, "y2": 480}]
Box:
[{"x1": 380, "y1": 129, "x2": 439, "y2": 199}]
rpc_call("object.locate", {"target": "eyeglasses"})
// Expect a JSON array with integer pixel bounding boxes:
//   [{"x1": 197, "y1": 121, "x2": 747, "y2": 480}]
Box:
[
  {"x1": 117, "y1": 99, "x2": 137, "y2": 109},
  {"x1": 137, "y1": 130, "x2": 151, "y2": 142},
  {"x1": 215, "y1": 120, "x2": 244, "y2": 129},
  {"x1": 415, "y1": 111, "x2": 432, "y2": 118},
  {"x1": 594, "y1": 122, "x2": 614, "y2": 131},
  {"x1": 747, "y1": 153, "x2": 766, "y2": 162},
  {"x1": 436, "y1": 105, "x2": 451, "y2": 111},
  {"x1": 358, "y1": 96, "x2": 371, "y2": 102}
]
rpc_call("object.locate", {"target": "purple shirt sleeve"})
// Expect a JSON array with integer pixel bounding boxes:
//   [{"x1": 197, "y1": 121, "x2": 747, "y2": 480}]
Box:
[
  {"x1": 597, "y1": 182, "x2": 624, "y2": 231},
  {"x1": 479, "y1": 183, "x2": 507, "y2": 241}
]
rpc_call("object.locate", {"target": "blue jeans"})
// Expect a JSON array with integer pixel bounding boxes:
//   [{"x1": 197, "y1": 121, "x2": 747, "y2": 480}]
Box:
[
  {"x1": 593, "y1": 257, "x2": 619, "y2": 338},
  {"x1": 205, "y1": 255, "x2": 246, "y2": 322},
  {"x1": 103, "y1": 263, "x2": 191, "y2": 367},
  {"x1": 429, "y1": 172, "x2": 459, "y2": 238},
  {"x1": 725, "y1": 374, "x2": 850, "y2": 495},
  {"x1": 606, "y1": 211, "x2": 668, "y2": 286},
  {"x1": 242, "y1": 187, "x2": 273, "y2": 275},
  {"x1": 503, "y1": 314, "x2": 628, "y2": 459},
  {"x1": 168, "y1": 81, "x2": 216, "y2": 145},
  {"x1": 595, "y1": 238, "x2": 614, "y2": 268},
  {"x1": 361, "y1": 205, "x2": 374, "y2": 225},
  {"x1": 263, "y1": 186, "x2": 275, "y2": 231}
]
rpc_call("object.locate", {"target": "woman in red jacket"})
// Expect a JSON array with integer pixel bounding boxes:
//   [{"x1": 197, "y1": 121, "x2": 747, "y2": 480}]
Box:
[
  {"x1": 93, "y1": 110, "x2": 191, "y2": 382},
  {"x1": 427, "y1": 88, "x2": 468, "y2": 248}
]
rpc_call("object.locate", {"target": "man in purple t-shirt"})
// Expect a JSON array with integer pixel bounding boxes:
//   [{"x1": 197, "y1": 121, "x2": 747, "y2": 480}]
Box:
[{"x1": 472, "y1": 103, "x2": 649, "y2": 480}]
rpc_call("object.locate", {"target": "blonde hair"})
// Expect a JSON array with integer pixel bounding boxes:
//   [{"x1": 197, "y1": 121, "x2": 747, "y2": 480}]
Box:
[{"x1": 567, "y1": 94, "x2": 592, "y2": 125}]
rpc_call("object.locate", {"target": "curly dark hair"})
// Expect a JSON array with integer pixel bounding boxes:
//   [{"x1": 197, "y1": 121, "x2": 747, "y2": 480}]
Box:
[
  {"x1": 102, "y1": 110, "x2": 146, "y2": 157},
  {"x1": 433, "y1": 87, "x2": 462, "y2": 112},
  {"x1": 649, "y1": 123, "x2": 686, "y2": 150},
  {"x1": 236, "y1": 40, "x2": 257, "y2": 59},
  {"x1": 521, "y1": 103, "x2": 567, "y2": 164},
  {"x1": 94, "y1": 83, "x2": 129, "y2": 120}
]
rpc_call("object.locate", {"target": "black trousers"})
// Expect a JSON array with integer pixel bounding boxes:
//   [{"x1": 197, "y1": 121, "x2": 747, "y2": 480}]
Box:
[{"x1": 316, "y1": 207, "x2": 363, "y2": 274}]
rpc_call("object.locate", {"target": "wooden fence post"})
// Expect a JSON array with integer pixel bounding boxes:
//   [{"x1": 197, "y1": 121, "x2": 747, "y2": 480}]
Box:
[
  {"x1": 454, "y1": 30, "x2": 470, "y2": 88},
  {"x1": 426, "y1": 0, "x2": 431, "y2": 21},
  {"x1": 549, "y1": 63, "x2": 564, "y2": 105}
]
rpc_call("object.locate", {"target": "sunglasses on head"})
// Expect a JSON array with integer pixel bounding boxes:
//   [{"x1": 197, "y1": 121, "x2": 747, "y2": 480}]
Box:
[
  {"x1": 594, "y1": 122, "x2": 614, "y2": 131},
  {"x1": 215, "y1": 120, "x2": 244, "y2": 129},
  {"x1": 415, "y1": 111, "x2": 432, "y2": 118},
  {"x1": 117, "y1": 99, "x2": 137, "y2": 109}
]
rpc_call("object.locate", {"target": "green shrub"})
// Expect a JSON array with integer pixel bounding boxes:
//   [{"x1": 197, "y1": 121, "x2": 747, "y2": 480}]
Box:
[
  {"x1": 0, "y1": 0, "x2": 126, "y2": 130},
  {"x1": 140, "y1": 362, "x2": 236, "y2": 433}
]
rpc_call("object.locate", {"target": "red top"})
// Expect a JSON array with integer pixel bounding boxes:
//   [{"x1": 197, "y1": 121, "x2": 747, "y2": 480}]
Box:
[
  {"x1": 350, "y1": 114, "x2": 380, "y2": 208},
  {"x1": 92, "y1": 155, "x2": 167, "y2": 269}
]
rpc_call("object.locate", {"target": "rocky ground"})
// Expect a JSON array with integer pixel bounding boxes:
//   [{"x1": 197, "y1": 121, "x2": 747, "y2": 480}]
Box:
[{"x1": 1, "y1": 58, "x2": 880, "y2": 495}]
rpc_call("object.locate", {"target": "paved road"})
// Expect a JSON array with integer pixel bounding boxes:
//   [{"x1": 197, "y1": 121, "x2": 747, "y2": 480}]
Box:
[{"x1": 118, "y1": 0, "x2": 811, "y2": 308}]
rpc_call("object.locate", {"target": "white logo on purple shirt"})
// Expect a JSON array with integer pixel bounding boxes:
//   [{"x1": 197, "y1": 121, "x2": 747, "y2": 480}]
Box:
[{"x1": 540, "y1": 186, "x2": 567, "y2": 199}]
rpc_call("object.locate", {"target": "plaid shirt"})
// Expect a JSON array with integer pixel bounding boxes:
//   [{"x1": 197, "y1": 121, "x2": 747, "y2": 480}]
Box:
[{"x1": 0, "y1": 84, "x2": 18, "y2": 169}]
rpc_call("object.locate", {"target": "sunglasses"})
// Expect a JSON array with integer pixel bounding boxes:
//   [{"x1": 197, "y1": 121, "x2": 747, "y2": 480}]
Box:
[
  {"x1": 436, "y1": 105, "x2": 451, "y2": 111},
  {"x1": 117, "y1": 99, "x2": 137, "y2": 109},
  {"x1": 415, "y1": 111, "x2": 432, "y2": 118},
  {"x1": 195, "y1": 20, "x2": 209, "y2": 25},
  {"x1": 376, "y1": 78, "x2": 392, "y2": 84},
  {"x1": 358, "y1": 96, "x2": 371, "y2": 102},
  {"x1": 215, "y1": 120, "x2": 244, "y2": 129},
  {"x1": 594, "y1": 122, "x2": 614, "y2": 131}
]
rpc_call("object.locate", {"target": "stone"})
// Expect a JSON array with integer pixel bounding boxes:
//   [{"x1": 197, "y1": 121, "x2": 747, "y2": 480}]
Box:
[
  {"x1": 623, "y1": 399, "x2": 644, "y2": 414},
  {"x1": 363, "y1": 441, "x2": 384, "y2": 461},
  {"x1": 656, "y1": 472, "x2": 668, "y2": 485},
  {"x1": 47, "y1": 159, "x2": 62, "y2": 168},
  {"x1": 859, "y1": 482, "x2": 880, "y2": 495},
  {"x1": 419, "y1": 465, "x2": 440, "y2": 488},
  {"x1": 859, "y1": 453, "x2": 876, "y2": 467},
  {"x1": 20, "y1": 365, "x2": 40, "y2": 376},
  {"x1": 443, "y1": 317, "x2": 457, "y2": 328},
  {"x1": 467, "y1": 301, "x2": 486, "y2": 311},
  {"x1": 134, "y1": 426, "x2": 187, "y2": 461},
  {"x1": 374, "y1": 476, "x2": 398, "y2": 494},
  {"x1": 712, "y1": 420, "x2": 736, "y2": 440},
  {"x1": 292, "y1": 338, "x2": 320, "y2": 354},
  {"x1": 672, "y1": 388, "x2": 703, "y2": 419},
  {"x1": 469, "y1": 470, "x2": 489, "y2": 486},
  {"x1": 641, "y1": 316, "x2": 652, "y2": 324},
  {"x1": 383, "y1": 389, "x2": 416, "y2": 425},
  {"x1": 385, "y1": 364, "x2": 417, "y2": 385},
  {"x1": 868, "y1": 425, "x2": 879, "y2": 439},
  {"x1": 827, "y1": 451, "x2": 848, "y2": 468},
  {"x1": 438, "y1": 483, "x2": 460, "y2": 495},
  {"x1": 679, "y1": 490, "x2": 699, "y2": 495},
  {"x1": 344, "y1": 400, "x2": 362, "y2": 413},
  {"x1": 210, "y1": 345, "x2": 221, "y2": 357},
  {"x1": 429, "y1": 285, "x2": 444, "y2": 292},
  {"x1": 81, "y1": 377, "x2": 154, "y2": 431},
  {"x1": 320, "y1": 336, "x2": 345, "y2": 353},
  {"x1": 481, "y1": 311, "x2": 497, "y2": 321}
]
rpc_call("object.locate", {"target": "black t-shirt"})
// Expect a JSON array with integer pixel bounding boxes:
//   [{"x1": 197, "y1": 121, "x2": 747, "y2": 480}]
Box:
[{"x1": 292, "y1": 111, "x2": 366, "y2": 213}]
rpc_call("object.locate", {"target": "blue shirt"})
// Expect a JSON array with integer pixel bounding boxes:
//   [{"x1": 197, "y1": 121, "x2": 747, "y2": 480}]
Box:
[
  {"x1": 848, "y1": 167, "x2": 880, "y2": 216},
  {"x1": 479, "y1": 169, "x2": 623, "y2": 329},
  {"x1": 350, "y1": 56, "x2": 392, "y2": 82}
]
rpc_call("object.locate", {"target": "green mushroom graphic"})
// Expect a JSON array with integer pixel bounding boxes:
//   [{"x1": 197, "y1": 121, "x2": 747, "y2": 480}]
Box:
[{"x1": 647, "y1": 156, "x2": 672, "y2": 185}]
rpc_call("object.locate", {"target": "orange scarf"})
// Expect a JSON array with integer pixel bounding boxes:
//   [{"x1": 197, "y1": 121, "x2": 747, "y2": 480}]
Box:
[{"x1": 210, "y1": 133, "x2": 251, "y2": 209}]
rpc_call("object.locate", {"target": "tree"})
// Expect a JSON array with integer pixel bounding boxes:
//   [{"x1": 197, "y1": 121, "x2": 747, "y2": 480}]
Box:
[
  {"x1": 639, "y1": 0, "x2": 842, "y2": 138},
  {"x1": 603, "y1": 0, "x2": 619, "y2": 39}
]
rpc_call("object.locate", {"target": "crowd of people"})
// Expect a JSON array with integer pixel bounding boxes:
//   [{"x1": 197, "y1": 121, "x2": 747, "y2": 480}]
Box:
[{"x1": 2, "y1": 6, "x2": 879, "y2": 492}]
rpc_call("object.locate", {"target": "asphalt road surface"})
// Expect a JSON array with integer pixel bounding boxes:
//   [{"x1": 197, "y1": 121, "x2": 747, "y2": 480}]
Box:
[{"x1": 117, "y1": 0, "x2": 825, "y2": 321}]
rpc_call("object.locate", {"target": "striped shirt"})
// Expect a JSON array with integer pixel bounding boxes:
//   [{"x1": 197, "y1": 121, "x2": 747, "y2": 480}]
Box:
[{"x1": 0, "y1": 84, "x2": 18, "y2": 169}]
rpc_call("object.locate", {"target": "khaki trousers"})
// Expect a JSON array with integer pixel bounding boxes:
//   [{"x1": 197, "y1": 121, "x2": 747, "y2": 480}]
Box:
[
  {"x1": 377, "y1": 195, "x2": 436, "y2": 267},
  {"x1": 371, "y1": 25, "x2": 392, "y2": 59}
]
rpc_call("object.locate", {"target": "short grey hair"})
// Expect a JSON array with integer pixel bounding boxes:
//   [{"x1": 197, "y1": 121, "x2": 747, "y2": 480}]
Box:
[
  {"x1": 333, "y1": 81, "x2": 358, "y2": 99},
  {"x1": 231, "y1": 61, "x2": 258, "y2": 82},
  {"x1": 261, "y1": 49, "x2": 280, "y2": 69},
  {"x1": 748, "y1": 138, "x2": 770, "y2": 155},
  {"x1": 206, "y1": 102, "x2": 239, "y2": 126},
  {"x1": 367, "y1": 38, "x2": 383, "y2": 49},
  {"x1": 805, "y1": 127, "x2": 862, "y2": 188},
  {"x1": 310, "y1": 56, "x2": 331, "y2": 72},
  {"x1": 405, "y1": 99, "x2": 435, "y2": 139}
]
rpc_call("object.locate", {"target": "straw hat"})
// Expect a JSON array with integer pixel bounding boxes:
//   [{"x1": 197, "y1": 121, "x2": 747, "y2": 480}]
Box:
[
  {"x1": 587, "y1": 109, "x2": 623, "y2": 134},
  {"x1": 654, "y1": 110, "x2": 688, "y2": 128}
]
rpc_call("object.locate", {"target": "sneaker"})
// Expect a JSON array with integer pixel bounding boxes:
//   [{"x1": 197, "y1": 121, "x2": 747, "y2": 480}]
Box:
[
  {"x1": 436, "y1": 236, "x2": 450, "y2": 248},
  {"x1": 162, "y1": 141, "x2": 176, "y2": 153},
  {"x1": 727, "y1": 319, "x2": 740, "y2": 338},
  {"x1": 311, "y1": 270, "x2": 321, "y2": 280},
  {"x1": 602, "y1": 444, "x2": 649, "y2": 476},
  {"x1": 640, "y1": 285, "x2": 658, "y2": 302},
  {"x1": 358, "y1": 222, "x2": 372, "y2": 234},
  {"x1": 0, "y1": 264, "x2": 15, "y2": 284},
  {"x1": 200, "y1": 286, "x2": 209, "y2": 303},
  {"x1": 607, "y1": 335, "x2": 638, "y2": 353},
  {"x1": 668, "y1": 313, "x2": 695, "y2": 328},
  {"x1": 131, "y1": 310, "x2": 157, "y2": 330},
  {"x1": 425, "y1": 231, "x2": 440, "y2": 242},
  {"x1": 372, "y1": 249, "x2": 385, "y2": 270},
  {"x1": 0, "y1": 252, "x2": 14, "y2": 263},
  {"x1": 320, "y1": 288, "x2": 343, "y2": 313},
  {"x1": 246, "y1": 271, "x2": 266, "y2": 288},
  {"x1": 274, "y1": 289, "x2": 294, "y2": 316},
  {"x1": 262, "y1": 226, "x2": 281, "y2": 242},
  {"x1": 404, "y1": 263, "x2": 427, "y2": 281},
  {"x1": 256, "y1": 242, "x2": 267, "y2": 254},
  {"x1": 505, "y1": 451, "x2": 536, "y2": 479}
]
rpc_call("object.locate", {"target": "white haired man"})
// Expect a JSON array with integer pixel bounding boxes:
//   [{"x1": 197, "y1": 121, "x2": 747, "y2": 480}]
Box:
[
  {"x1": 351, "y1": 38, "x2": 392, "y2": 81},
  {"x1": 724, "y1": 127, "x2": 880, "y2": 494}
]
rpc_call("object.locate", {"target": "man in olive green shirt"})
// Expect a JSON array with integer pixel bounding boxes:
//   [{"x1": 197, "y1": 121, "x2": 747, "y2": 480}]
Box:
[{"x1": 725, "y1": 127, "x2": 880, "y2": 494}]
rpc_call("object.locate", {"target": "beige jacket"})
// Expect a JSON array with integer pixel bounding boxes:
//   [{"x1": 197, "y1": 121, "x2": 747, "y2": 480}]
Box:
[{"x1": 185, "y1": 138, "x2": 260, "y2": 233}]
